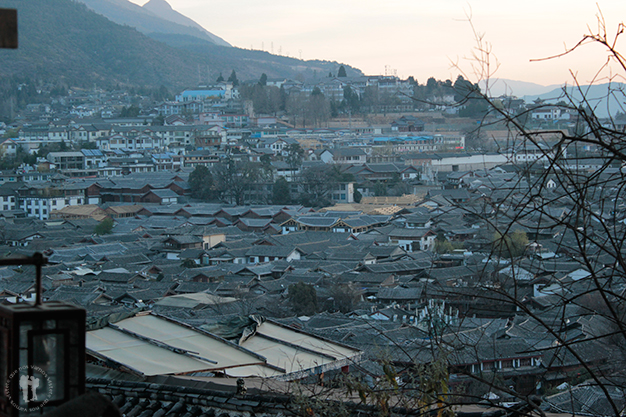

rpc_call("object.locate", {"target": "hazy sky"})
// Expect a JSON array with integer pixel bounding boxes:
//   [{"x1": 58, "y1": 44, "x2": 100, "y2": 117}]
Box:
[{"x1": 131, "y1": 0, "x2": 626, "y2": 88}]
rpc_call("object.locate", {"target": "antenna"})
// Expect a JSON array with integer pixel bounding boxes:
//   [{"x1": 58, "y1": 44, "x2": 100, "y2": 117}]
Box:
[
  {"x1": 271, "y1": 42, "x2": 274, "y2": 54},
  {"x1": 299, "y1": 49, "x2": 302, "y2": 59},
  {"x1": 262, "y1": 42, "x2": 264, "y2": 51}
]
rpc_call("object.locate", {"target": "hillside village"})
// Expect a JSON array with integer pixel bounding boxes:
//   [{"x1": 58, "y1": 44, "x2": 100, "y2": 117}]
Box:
[{"x1": 1, "y1": 78, "x2": 625, "y2": 416}]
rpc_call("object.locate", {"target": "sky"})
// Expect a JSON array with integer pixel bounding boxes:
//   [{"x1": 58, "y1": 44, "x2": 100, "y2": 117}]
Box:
[{"x1": 130, "y1": 0, "x2": 626, "y2": 89}]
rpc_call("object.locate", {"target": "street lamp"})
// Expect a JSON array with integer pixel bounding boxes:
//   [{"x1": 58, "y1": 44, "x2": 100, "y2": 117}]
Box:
[{"x1": 0, "y1": 253, "x2": 85, "y2": 416}]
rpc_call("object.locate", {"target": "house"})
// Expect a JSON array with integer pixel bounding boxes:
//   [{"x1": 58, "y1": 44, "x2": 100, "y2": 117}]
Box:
[
  {"x1": 104, "y1": 204, "x2": 143, "y2": 218},
  {"x1": 140, "y1": 188, "x2": 180, "y2": 205},
  {"x1": 0, "y1": 138, "x2": 18, "y2": 157},
  {"x1": 387, "y1": 227, "x2": 437, "y2": 252},
  {"x1": 49, "y1": 204, "x2": 108, "y2": 221},
  {"x1": 319, "y1": 147, "x2": 367, "y2": 165},
  {"x1": 246, "y1": 246, "x2": 303, "y2": 264},
  {"x1": 17, "y1": 179, "x2": 90, "y2": 220},
  {"x1": 376, "y1": 286, "x2": 424, "y2": 307},
  {"x1": 259, "y1": 137, "x2": 297, "y2": 156},
  {"x1": 0, "y1": 183, "x2": 18, "y2": 212},
  {"x1": 426, "y1": 188, "x2": 471, "y2": 204},
  {"x1": 163, "y1": 235, "x2": 204, "y2": 259},
  {"x1": 391, "y1": 115, "x2": 425, "y2": 132}
]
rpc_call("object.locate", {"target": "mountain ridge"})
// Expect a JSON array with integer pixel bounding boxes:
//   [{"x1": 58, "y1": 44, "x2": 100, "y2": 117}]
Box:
[
  {"x1": 140, "y1": 0, "x2": 230, "y2": 47},
  {"x1": 522, "y1": 83, "x2": 625, "y2": 118},
  {"x1": 75, "y1": 0, "x2": 230, "y2": 47},
  {"x1": 0, "y1": 0, "x2": 361, "y2": 90},
  {"x1": 479, "y1": 79, "x2": 564, "y2": 97}
]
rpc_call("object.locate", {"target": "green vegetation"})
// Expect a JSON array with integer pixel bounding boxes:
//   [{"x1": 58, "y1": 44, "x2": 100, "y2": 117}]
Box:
[
  {"x1": 434, "y1": 232, "x2": 464, "y2": 254},
  {"x1": 227, "y1": 70, "x2": 239, "y2": 87},
  {"x1": 94, "y1": 218, "x2": 114, "y2": 235},
  {"x1": 492, "y1": 230, "x2": 529, "y2": 258},
  {"x1": 0, "y1": 145, "x2": 37, "y2": 170},
  {"x1": 325, "y1": 284, "x2": 361, "y2": 313},
  {"x1": 239, "y1": 83, "x2": 286, "y2": 115},
  {"x1": 272, "y1": 177, "x2": 291, "y2": 205},
  {"x1": 120, "y1": 105, "x2": 141, "y2": 117},
  {"x1": 288, "y1": 282, "x2": 318, "y2": 316},
  {"x1": 284, "y1": 143, "x2": 304, "y2": 170},
  {"x1": 188, "y1": 165, "x2": 215, "y2": 201},
  {"x1": 180, "y1": 259, "x2": 199, "y2": 269}
]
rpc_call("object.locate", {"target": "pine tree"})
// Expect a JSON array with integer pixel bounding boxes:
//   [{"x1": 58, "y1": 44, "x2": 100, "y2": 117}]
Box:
[{"x1": 227, "y1": 70, "x2": 239, "y2": 87}]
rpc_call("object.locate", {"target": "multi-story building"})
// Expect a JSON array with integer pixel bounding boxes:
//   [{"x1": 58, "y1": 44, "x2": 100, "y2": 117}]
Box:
[
  {"x1": 0, "y1": 185, "x2": 17, "y2": 212},
  {"x1": 47, "y1": 151, "x2": 85, "y2": 171},
  {"x1": 17, "y1": 179, "x2": 90, "y2": 220}
]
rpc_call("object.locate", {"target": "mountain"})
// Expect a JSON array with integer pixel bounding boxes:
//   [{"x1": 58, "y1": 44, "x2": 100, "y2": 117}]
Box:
[
  {"x1": 0, "y1": 0, "x2": 360, "y2": 90},
  {"x1": 522, "y1": 83, "x2": 626, "y2": 118},
  {"x1": 477, "y1": 79, "x2": 624, "y2": 118},
  {"x1": 479, "y1": 79, "x2": 562, "y2": 97},
  {"x1": 141, "y1": 0, "x2": 230, "y2": 47},
  {"x1": 75, "y1": 0, "x2": 230, "y2": 47}
]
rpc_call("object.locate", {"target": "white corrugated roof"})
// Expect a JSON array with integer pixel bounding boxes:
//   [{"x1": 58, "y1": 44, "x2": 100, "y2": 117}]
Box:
[
  {"x1": 87, "y1": 314, "x2": 362, "y2": 380},
  {"x1": 87, "y1": 327, "x2": 216, "y2": 376}
]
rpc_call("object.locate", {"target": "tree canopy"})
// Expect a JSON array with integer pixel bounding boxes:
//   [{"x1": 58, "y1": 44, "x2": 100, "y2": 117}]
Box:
[
  {"x1": 94, "y1": 217, "x2": 114, "y2": 235},
  {"x1": 288, "y1": 282, "x2": 318, "y2": 316},
  {"x1": 227, "y1": 70, "x2": 239, "y2": 87},
  {"x1": 272, "y1": 177, "x2": 291, "y2": 205},
  {"x1": 188, "y1": 165, "x2": 215, "y2": 201}
]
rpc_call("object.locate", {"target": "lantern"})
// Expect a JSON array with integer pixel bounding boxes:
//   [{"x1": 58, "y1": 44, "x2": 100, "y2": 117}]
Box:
[{"x1": 0, "y1": 253, "x2": 85, "y2": 416}]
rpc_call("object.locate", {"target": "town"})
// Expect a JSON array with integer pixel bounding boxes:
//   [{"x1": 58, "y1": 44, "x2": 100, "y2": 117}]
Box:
[{"x1": 1, "y1": 69, "x2": 624, "y2": 417}]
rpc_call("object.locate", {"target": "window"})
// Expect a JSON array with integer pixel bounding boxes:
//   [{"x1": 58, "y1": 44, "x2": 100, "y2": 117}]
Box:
[{"x1": 482, "y1": 361, "x2": 495, "y2": 371}]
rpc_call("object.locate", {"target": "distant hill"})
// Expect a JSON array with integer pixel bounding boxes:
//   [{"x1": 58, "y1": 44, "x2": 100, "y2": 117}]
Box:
[
  {"x1": 0, "y1": 0, "x2": 360, "y2": 90},
  {"x1": 477, "y1": 78, "x2": 624, "y2": 118},
  {"x1": 76, "y1": 0, "x2": 231, "y2": 47},
  {"x1": 523, "y1": 83, "x2": 626, "y2": 118},
  {"x1": 479, "y1": 79, "x2": 562, "y2": 97}
]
